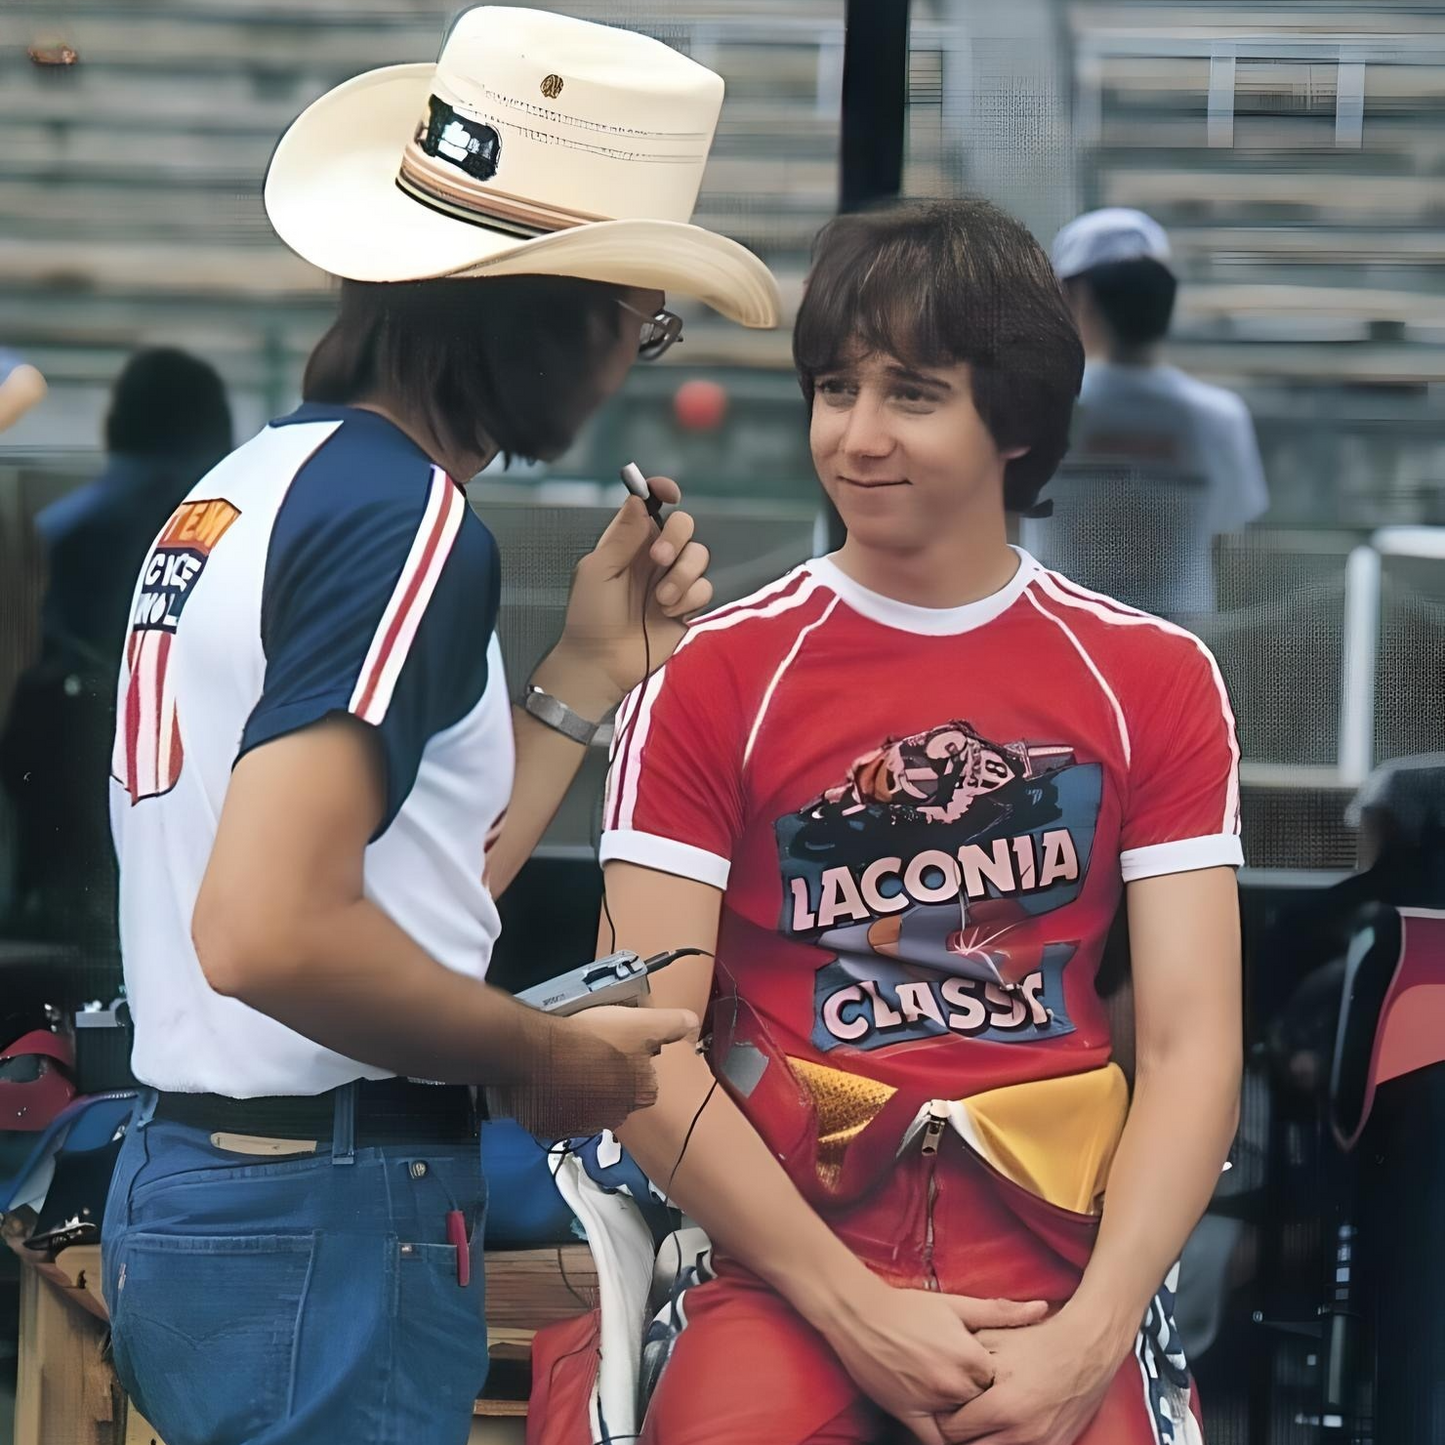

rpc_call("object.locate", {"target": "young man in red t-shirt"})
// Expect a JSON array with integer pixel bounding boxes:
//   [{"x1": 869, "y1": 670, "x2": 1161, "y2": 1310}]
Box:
[{"x1": 579, "y1": 199, "x2": 1242, "y2": 1445}]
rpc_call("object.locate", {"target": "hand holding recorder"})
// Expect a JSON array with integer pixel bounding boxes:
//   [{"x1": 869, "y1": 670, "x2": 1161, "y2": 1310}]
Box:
[{"x1": 491, "y1": 950, "x2": 703, "y2": 1138}]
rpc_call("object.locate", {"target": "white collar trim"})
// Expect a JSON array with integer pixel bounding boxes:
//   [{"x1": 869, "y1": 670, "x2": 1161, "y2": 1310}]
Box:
[{"x1": 804, "y1": 548, "x2": 1039, "y2": 636}]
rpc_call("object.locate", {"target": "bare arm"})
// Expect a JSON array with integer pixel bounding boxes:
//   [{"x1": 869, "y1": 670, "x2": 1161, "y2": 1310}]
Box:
[
  {"x1": 192, "y1": 717, "x2": 695, "y2": 1133},
  {"x1": 487, "y1": 652, "x2": 621, "y2": 899},
  {"x1": 605, "y1": 862, "x2": 1046, "y2": 1439},
  {"x1": 606, "y1": 863, "x2": 876, "y2": 1317},
  {"x1": 947, "y1": 867, "x2": 1242, "y2": 1444},
  {"x1": 0, "y1": 364, "x2": 46, "y2": 434},
  {"x1": 1064, "y1": 865, "x2": 1242, "y2": 1351}
]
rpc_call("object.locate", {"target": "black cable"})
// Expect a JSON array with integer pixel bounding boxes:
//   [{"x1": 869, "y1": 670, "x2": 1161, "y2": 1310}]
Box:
[
  {"x1": 663, "y1": 1077, "x2": 719, "y2": 1205},
  {"x1": 528, "y1": 504, "x2": 708, "y2": 1445},
  {"x1": 564, "y1": 501, "x2": 727, "y2": 1437},
  {"x1": 557, "y1": 1241, "x2": 595, "y2": 1313},
  {"x1": 601, "y1": 544, "x2": 657, "y2": 956}
]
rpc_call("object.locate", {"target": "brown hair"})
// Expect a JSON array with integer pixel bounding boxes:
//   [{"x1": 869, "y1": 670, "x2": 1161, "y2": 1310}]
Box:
[
  {"x1": 303, "y1": 274, "x2": 633, "y2": 463},
  {"x1": 793, "y1": 198, "x2": 1084, "y2": 513}
]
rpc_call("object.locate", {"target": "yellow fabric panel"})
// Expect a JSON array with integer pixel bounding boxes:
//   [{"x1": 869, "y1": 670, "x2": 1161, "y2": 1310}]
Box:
[
  {"x1": 961, "y1": 1064, "x2": 1129, "y2": 1215},
  {"x1": 788, "y1": 1056, "x2": 897, "y2": 1191}
]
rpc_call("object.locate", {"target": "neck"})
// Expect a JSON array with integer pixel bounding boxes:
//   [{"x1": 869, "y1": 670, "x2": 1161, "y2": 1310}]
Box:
[
  {"x1": 1076, "y1": 305, "x2": 1161, "y2": 369},
  {"x1": 1095, "y1": 340, "x2": 1160, "y2": 368},
  {"x1": 352, "y1": 399, "x2": 495, "y2": 483},
  {"x1": 833, "y1": 513, "x2": 1018, "y2": 609}
]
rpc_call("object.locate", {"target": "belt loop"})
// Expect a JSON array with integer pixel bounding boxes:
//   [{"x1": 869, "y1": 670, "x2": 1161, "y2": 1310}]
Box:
[
  {"x1": 135, "y1": 1088, "x2": 158, "y2": 1129},
  {"x1": 332, "y1": 1081, "x2": 357, "y2": 1166}
]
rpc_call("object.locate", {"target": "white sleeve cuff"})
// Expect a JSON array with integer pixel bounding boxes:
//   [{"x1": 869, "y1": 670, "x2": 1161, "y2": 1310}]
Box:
[
  {"x1": 599, "y1": 830, "x2": 731, "y2": 890},
  {"x1": 1121, "y1": 833, "x2": 1244, "y2": 882}
]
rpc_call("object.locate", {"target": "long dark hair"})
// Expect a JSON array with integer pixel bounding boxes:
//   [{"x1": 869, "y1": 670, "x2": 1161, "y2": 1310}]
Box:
[{"x1": 303, "y1": 274, "x2": 633, "y2": 464}]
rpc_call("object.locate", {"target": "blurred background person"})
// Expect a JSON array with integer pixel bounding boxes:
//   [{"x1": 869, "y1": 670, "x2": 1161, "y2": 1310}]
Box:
[
  {"x1": 1036, "y1": 207, "x2": 1269, "y2": 615},
  {"x1": 0, "y1": 348, "x2": 231, "y2": 940},
  {"x1": 0, "y1": 348, "x2": 48, "y2": 727},
  {"x1": 35, "y1": 347, "x2": 232, "y2": 675},
  {"x1": 0, "y1": 349, "x2": 47, "y2": 437}
]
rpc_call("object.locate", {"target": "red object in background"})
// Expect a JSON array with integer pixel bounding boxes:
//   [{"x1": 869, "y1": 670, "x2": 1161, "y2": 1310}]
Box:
[
  {"x1": 672, "y1": 378, "x2": 729, "y2": 433},
  {"x1": 1337, "y1": 907, "x2": 1445, "y2": 1151},
  {"x1": 0, "y1": 1029, "x2": 77, "y2": 1131}
]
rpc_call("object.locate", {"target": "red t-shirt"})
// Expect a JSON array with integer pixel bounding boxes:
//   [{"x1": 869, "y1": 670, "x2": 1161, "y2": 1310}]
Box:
[{"x1": 601, "y1": 551, "x2": 1241, "y2": 1103}]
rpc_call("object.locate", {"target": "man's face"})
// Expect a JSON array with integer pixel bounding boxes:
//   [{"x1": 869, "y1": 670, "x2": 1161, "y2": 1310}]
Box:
[
  {"x1": 540, "y1": 287, "x2": 664, "y2": 459},
  {"x1": 809, "y1": 348, "x2": 1021, "y2": 553},
  {"x1": 596, "y1": 286, "x2": 665, "y2": 401}
]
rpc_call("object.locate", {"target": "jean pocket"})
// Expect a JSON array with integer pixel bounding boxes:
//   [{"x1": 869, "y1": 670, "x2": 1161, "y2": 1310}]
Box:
[
  {"x1": 111, "y1": 1231, "x2": 316, "y2": 1445},
  {"x1": 388, "y1": 1240, "x2": 489, "y2": 1433}
]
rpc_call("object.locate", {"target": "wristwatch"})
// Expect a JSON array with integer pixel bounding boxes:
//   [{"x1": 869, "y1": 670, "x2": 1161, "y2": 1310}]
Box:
[{"x1": 520, "y1": 684, "x2": 612, "y2": 747}]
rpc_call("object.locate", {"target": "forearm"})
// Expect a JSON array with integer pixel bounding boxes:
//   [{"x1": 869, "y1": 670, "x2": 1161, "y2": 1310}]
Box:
[
  {"x1": 201, "y1": 890, "x2": 565, "y2": 1086},
  {"x1": 1064, "y1": 1045, "x2": 1240, "y2": 1357},
  {"x1": 488, "y1": 648, "x2": 619, "y2": 896},
  {"x1": 619, "y1": 1041, "x2": 880, "y2": 1329}
]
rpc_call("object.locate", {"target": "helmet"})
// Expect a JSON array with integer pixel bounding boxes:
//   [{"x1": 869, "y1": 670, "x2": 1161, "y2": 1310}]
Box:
[{"x1": 0, "y1": 1029, "x2": 76, "y2": 1132}]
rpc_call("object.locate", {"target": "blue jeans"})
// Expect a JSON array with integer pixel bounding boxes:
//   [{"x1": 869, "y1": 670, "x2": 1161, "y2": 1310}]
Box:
[{"x1": 101, "y1": 1091, "x2": 488, "y2": 1445}]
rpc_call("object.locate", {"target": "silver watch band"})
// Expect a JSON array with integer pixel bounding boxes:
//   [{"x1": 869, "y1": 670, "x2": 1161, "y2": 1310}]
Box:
[{"x1": 521, "y1": 684, "x2": 608, "y2": 746}]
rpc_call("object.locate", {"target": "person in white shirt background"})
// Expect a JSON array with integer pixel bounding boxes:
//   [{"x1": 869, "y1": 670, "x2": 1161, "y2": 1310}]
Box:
[{"x1": 1046, "y1": 207, "x2": 1270, "y2": 614}]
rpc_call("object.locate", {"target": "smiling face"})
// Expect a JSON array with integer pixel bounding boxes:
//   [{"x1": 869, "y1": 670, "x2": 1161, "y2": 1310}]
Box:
[
  {"x1": 792, "y1": 201, "x2": 1085, "y2": 531},
  {"x1": 809, "y1": 346, "x2": 1022, "y2": 554}
]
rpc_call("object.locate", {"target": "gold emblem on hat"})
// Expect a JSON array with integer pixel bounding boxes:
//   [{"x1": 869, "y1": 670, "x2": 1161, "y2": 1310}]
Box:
[{"x1": 540, "y1": 74, "x2": 564, "y2": 99}]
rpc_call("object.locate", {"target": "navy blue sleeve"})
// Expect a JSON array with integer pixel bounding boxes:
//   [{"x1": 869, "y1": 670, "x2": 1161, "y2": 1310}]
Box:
[{"x1": 239, "y1": 428, "x2": 500, "y2": 836}]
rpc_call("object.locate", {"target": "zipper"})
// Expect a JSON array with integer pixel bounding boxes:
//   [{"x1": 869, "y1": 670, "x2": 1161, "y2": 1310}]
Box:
[
  {"x1": 920, "y1": 1101, "x2": 948, "y2": 1157},
  {"x1": 919, "y1": 1101, "x2": 948, "y2": 1291}
]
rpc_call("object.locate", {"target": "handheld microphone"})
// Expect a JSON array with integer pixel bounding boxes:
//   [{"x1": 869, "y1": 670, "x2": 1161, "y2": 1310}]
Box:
[{"x1": 620, "y1": 462, "x2": 664, "y2": 528}]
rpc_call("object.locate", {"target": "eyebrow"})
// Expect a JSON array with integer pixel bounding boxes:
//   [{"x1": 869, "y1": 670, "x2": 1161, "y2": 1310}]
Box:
[{"x1": 882, "y1": 364, "x2": 953, "y2": 391}]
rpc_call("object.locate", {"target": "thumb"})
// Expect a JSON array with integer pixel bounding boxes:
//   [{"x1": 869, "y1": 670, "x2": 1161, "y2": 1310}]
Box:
[
  {"x1": 942, "y1": 1294, "x2": 1049, "y2": 1332},
  {"x1": 590, "y1": 493, "x2": 657, "y2": 575},
  {"x1": 644, "y1": 1008, "x2": 701, "y2": 1051}
]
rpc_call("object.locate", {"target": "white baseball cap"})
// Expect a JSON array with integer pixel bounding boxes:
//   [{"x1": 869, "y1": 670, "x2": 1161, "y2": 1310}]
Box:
[
  {"x1": 265, "y1": 6, "x2": 780, "y2": 327},
  {"x1": 1050, "y1": 208, "x2": 1172, "y2": 281}
]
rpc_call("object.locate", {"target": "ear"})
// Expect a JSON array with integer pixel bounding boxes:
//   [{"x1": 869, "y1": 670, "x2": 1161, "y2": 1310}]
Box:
[{"x1": 1001, "y1": 445, "x2": 1030, "y2": 462}]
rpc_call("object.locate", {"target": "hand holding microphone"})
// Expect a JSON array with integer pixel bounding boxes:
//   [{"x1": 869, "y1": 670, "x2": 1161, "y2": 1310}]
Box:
[{"x1": 539, "y1": 462, "x2": 713, "y2": 705}]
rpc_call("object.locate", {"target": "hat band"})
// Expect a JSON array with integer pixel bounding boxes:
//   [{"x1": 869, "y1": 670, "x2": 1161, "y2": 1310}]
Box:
[{"x1": 398, "y1": 92, "x2": 609, "y2": 239}]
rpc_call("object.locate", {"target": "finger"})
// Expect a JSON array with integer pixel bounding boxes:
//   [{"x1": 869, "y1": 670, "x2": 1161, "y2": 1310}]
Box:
[
  {"x1": 928, "y1": 1345, "x2": 993, "y2": 1401},
  {"x1": 673, "y1": 576, "x2": 714, "y2": 618},
  {"x1": 645, "y1": 1008, "x2": 701, "y2": 1049},
  {"x1": 937, "y1": 1398, "x2": 1006, "y2": 1443},
  {"x1": 649, "y1": 507, "x2": 695, "y2": 569},
  {"x1": 644, "y1": 474, "x2": 682, "y2": 506},
  {"x1": 944, "y1": 1296, "x2": 1049, "y2": 1331},
  {"x1": 654, "y1": 541, "x2": 710, "y2": 613},
  {"x1": 949, "y1": 1334, "x2": 998, "y2": 1395}
]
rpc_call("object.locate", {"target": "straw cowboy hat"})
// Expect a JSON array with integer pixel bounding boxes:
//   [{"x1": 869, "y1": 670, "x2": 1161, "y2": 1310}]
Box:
[{"x1": 264, "y1": 6, "x2": 780, "y2": 327}]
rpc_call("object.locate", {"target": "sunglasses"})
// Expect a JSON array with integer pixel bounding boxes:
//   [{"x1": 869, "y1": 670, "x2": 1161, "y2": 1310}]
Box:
[{"x1": 617, "y1": 298, "x2": 684, "y2": 361}]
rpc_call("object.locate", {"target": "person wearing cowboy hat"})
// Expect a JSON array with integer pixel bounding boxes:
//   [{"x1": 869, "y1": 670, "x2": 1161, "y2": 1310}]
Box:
[{"x1": 100, "y1": 10, "x2": 778, "y2": 1445}]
